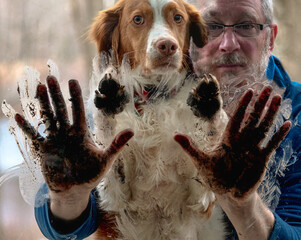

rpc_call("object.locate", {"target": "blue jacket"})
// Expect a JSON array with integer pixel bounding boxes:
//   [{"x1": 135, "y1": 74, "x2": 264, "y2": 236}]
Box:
[
  {"x1": 35, "y1": 55, "x2": 301, "y2": 239},
  {"x1": 266, "y1": 55, "x2": 301, "y2": 239}
]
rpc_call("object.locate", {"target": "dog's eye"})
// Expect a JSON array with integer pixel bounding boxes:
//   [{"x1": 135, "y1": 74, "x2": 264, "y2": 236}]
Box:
[
  {"x1": 133, "y1": 15, "x2": 144, "y2": 25},
  {"x1": 174, "y1": 14, "x2": 183, "y2": 24}
]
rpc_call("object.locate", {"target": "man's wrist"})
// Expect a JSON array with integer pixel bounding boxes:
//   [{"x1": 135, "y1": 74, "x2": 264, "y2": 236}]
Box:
[
  {"x1": 49, "y1": 186, "x2": 91, "y2": 221},
  {"x1": 48, "y1": 195, "x2": 92, "y2": 234},
  {"x1": 217, "y1": 192, "x2": 275, "y2": 240}
]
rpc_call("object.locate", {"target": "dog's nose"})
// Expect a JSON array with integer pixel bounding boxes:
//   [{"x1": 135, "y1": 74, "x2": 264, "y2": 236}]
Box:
[{"x1": 156, "y1": 39, "x2": 178, "y2": 56}]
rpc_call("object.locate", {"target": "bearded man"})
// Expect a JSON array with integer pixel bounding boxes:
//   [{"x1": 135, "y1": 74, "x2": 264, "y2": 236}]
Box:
[{"x1": 178, "y1": 0, "x2": 301, "y2": 239}]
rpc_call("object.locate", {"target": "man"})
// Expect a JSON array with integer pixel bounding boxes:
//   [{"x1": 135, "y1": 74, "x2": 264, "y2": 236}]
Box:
[
  {"x1": 177, "y1": 0, "x2": 301, "y2": 239},
  {"x1": 15, "y1": 0, "x2": 301, "y2": 239}
]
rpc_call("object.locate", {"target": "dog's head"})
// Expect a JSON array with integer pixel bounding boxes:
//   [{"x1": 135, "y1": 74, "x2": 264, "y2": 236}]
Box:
[{"x1": 90, "y1": 0, "x2": 207, "y2": 75}]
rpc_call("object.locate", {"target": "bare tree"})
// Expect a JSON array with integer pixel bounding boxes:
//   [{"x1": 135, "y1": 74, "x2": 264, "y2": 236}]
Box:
[
  {"x1": 274, "y1": 0, "x2": 301, "y2": 82},
  {"x1": 69, "y1": 0, "x2": 105, "y2": 83},
  {"x1": 19, "y1": 2, "x2": 32, "y2": 59}
]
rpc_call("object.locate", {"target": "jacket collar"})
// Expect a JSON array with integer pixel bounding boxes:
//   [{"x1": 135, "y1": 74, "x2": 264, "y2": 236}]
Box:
[{"x1": 266, "y1": 55, "x2": 291, "y2": 89}]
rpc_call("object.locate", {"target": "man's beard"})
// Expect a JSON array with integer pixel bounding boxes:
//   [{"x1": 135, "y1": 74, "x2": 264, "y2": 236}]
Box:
[
  {"x1": 197, "y1": 42, "x2": 270, "y2": 82},
  {"x1": 193, "y1": 36, "x2": 271, "y2": 113},
  {"x1": 212, "y1": 53, "x2": 249, "y2": 78}
]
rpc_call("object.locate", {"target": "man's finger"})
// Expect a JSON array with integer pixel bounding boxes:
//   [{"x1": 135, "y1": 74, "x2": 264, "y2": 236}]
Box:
[
  {"x1": 106, "y1": 129, "x2": 134, "y2": 157},
  {"x1": 174, "y1": 133, "x2": 207, "y2": 170},
  {"x1": 15, "y1": 113, "x2": 44, "y2": 142},
  {"x1": 263, "y1": 121, "x2": 291, "y2": 156},
  {"x1": 68, "y1": 79, "x2": 86, "y2": 131},
  {"x1": 244, "y1": 86, "x2": 272, "y2": 130},
  {"x1": 47, "y1": 75, "x2": 70, "y2": 129},
  {"x1": 36, "y1": 84, "x2": 57, "y2": 135},
  {"x1": 225, "y1": 89, "x2": 253, "y2": 143},
  {"x1": 256, "y1": 95, "x2": 282, "y2": 143},
  {"x1": 96, "y1": 129, "x2": 134, "y2": 179}
]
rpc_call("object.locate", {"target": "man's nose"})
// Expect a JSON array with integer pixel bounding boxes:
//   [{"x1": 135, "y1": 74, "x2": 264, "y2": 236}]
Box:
[{"x1": 218, "y1": 28, "x2": 240, "y2": 53}]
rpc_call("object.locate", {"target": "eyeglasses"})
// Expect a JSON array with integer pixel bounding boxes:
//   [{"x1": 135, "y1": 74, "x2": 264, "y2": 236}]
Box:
[{"x1": 206, "y1": 23, "x2": 270, "y2": 39}]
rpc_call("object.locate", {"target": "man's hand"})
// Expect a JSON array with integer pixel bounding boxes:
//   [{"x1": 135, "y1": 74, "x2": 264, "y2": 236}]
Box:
[
  {"x1": 14, "y1": 76, "x2": 133, "y2": 220},
  {"x1": 175, "y1": 87, "x2": 291, "y2": 239},
  {"x1": 175, "y1": 86, "x2": 291, "y2": 199}
]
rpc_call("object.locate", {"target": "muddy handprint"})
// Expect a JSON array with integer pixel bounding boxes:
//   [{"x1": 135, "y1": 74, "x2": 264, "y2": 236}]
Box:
[
  {"x1": 175, "y1": 87, "x2": 291, "y2": 198},
  {"x1": 15, "y1": 76, "x2": 133, "y2": 192}
]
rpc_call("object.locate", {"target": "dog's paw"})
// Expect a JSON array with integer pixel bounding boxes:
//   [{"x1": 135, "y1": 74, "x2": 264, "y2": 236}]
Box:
[
  {"x1": 187, "y1": 74, "x2": 221, "y2": 119},
  {"x1": 94, "y1": 74, "x2": 129, "y2": 115}
]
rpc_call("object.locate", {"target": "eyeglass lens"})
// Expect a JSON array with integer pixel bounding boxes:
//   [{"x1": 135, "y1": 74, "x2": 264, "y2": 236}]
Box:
[{"x1": 208, "y1": 23, "x2": 264, "y2": 38}]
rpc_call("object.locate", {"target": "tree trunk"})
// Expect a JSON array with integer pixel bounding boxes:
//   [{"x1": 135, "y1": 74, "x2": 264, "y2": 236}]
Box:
[
  {"x1": 274, "y1": 0, "x2": 301, "y2": 82},
  {"x1": 69, "y1": 0, "x2": 104, "y2": 85}
]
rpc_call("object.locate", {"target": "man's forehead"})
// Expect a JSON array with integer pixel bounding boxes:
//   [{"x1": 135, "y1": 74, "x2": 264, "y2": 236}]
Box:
[
  {"x1": 197, "y1": 0, "x2": 261, "y2": 7},
  {"x1": 198, "y1": 0, "x2": 264, "y2": 23}
]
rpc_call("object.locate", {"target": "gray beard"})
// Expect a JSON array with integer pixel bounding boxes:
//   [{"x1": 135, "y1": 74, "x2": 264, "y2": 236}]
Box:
[
  {"x1": 197, "y1": 46, "x2": 270, "y2": 85},
  {"x1": 193, "y1": 39, "x2": 271, "y2": 114}
]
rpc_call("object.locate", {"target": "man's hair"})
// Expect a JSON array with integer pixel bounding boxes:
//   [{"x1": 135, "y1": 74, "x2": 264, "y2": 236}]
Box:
[
  {"x1": 186, "y1": 0, "x2": 274, "y2": 24},
  {"x1": 262, "y1": 0, "x2": 274, "y2": 24}
]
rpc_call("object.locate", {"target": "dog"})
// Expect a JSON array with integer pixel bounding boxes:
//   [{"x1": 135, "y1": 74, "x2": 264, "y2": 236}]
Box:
[{"x1": 88, "y1": 0, "x2": 228, "y2": 239}]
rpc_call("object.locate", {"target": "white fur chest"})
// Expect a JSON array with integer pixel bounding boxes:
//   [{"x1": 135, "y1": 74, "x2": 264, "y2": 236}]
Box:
[{"x1": 90, "y1": 69, "x2": 228, "y2": 239}]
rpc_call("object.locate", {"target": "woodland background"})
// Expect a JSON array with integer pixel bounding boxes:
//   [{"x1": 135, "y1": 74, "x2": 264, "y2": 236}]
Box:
[{"x1": 0, "y1": 0, "x2": 300, "y2": 239}]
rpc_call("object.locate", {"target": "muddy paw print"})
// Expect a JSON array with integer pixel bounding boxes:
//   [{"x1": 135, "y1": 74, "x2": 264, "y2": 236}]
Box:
[
  {"x1": 94, "y1": 73, "x2": 129, "y2": 115},
  {"x1": 187, "y1": 74, "x2": 221, "y2": 119}
]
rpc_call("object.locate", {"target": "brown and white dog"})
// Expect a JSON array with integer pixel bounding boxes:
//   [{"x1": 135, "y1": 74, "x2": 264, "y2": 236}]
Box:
[{"x1": 88, "y1": 0, "x2": 228, "y2": 239}]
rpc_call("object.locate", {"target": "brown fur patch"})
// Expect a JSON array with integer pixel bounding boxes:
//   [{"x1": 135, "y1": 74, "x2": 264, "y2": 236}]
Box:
[
  {"x1": 89, "y1": 0, "x2": 207, "y2": 71},
  {"x1": 95, "y1": 211, "x2": 119, "y2": 239}
]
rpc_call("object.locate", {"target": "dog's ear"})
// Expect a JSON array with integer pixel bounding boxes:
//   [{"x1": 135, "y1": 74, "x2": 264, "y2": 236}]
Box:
[
  {"x1": 184, "y1": 2, "x2": 208, "y2": 48},
  {"x1": 89, "y1": 2, "x2": 123, "y2": 55}
]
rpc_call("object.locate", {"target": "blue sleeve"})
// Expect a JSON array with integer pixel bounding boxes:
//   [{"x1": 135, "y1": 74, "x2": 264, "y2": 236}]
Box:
[
  {"x1": 34, "y1": 184, "x2": 99, "y2": 240},
  {"x1": 269, "y1": 213, "x2": 301, "y2": 240},
  {"x1": 269, "y1": 139, "x2": 301, "y2": 239}
]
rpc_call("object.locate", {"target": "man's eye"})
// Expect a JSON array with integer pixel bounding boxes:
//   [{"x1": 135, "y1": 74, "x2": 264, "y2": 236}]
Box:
[
  {"x1": 237, "y1": 24, "x2": 254, "y2": 30},
  {"x1": 133, "y1": 15, "x2": 144, "y2": 25},
  {"x1": 174, "y1": 14, "x2": 183, "y2": 24},
  {"x1": 208, "y1": 24, "x2": 223, "y2": 30}
]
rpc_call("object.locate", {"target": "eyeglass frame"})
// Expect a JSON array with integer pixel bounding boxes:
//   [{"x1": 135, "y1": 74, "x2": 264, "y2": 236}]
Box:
[{"x1": 206, "y1": 23, "x2": 271, "y2": 39}]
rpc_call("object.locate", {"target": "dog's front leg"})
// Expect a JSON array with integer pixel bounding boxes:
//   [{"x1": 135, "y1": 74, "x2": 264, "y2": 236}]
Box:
[
  {"x1": 92, "y1": 73, "x2": 132, "y2": 210},
  {"x1": 93, "y1": 73, "x2": 129, "y2": 147},
  {"x1": 187, "y1": 74, "x2": 227, "y2": 142}
]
